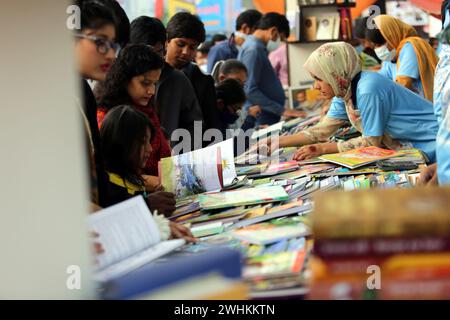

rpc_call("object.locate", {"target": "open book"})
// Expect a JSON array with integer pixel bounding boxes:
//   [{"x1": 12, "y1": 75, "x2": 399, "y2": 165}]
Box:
[
  {"x1": 319, "y1": 146, "x2": 399, "y2": 169},
  {"x1": 89, "y1": 196, "x2": 185, "y2": 282},
  {"x1": 159, "y1": 139, "x2": 237, "y2": 199}
]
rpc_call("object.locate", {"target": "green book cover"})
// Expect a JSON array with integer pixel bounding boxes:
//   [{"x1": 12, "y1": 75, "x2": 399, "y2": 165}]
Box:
[{"x1": 199, "y1": 186, "x2": 289, "y2": 211}]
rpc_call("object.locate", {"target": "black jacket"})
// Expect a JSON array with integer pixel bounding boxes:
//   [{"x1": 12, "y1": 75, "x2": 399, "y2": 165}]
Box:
[
  {"x1": 155, "y1": 63, "x2": 204, "y2": 149},
  {"x1": 181, "y1": 63, "x2": 222, "y2": 136}
]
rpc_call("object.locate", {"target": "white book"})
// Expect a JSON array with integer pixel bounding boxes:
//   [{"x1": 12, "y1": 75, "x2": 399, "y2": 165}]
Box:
[{"x1": 89, "y1": 196, "x2": 185, "y2": 282}]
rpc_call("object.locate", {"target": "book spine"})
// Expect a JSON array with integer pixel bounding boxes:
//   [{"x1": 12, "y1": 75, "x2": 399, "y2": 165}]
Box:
[{"x1": 314, "y1": 236, "x2": 450, "y2": 259}]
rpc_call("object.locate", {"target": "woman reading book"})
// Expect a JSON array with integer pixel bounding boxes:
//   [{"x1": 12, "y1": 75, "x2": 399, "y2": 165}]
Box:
[
  {"x1": 256, "y1": 42, "x2": 439, "y2": 163},
  {"x1": 100, "y1": 105, "x2": 196, "y2": 242},
  {"x1": 95, "y1": 44, "x2": 171, "y2": 192}
]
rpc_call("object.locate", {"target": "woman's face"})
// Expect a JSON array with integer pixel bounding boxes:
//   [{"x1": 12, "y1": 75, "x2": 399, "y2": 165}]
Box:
[
  {"x1": 138, "y1": 128, "x2": 153, "y2": 172},
  {"x1": 75, "y1": 24, "x2": 117, "y2": 81},
  {"x1": 313, "y1": 76, "x2": 335, "y2": 99},
  {"x1": 127, "y1": 69, "x2": 162, "y2": 108}
]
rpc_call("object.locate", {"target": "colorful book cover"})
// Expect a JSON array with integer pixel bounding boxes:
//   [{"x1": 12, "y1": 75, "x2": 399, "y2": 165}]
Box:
[
  {"x1": 319, "y1": 146, "x2": 399, "y2": 169},
  {"x1": 160, "y1": 139, "x2": 237, "y2": 199},
  {"x1": 198, "y1": 186, "x2": 289, "y2": 211},
  {"x1": 232, "y1": 223, "x2": 309, "y2": 245}
]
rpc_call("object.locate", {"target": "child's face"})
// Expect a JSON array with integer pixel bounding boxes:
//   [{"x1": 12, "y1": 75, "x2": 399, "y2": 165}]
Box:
[
  {"x1": 138, "y1": 128, "x2": 153, "y2": 171},
  {"x1": 127, "y1": 69, "x2": 162, "y2": 108},
  {"x1": 75, "y1": 24, "x2": 117, "y2": 81},
  {"x1": 165, "y1": 37, "x2": 199, "y2": 69}
]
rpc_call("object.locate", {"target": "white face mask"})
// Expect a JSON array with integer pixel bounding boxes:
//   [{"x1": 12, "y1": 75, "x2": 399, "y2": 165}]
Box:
[
  {"x1": 235, "y1": 31, "x2": 248, "y2": 41},
  {"x1": 267, "y1": 35, "x2": 281, "y2": 53},
  {"x1": 374, "y1": 45, "x2": 396, "y2": 62}
]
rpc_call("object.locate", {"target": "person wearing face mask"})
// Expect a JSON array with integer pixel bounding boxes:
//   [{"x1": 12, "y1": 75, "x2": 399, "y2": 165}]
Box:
[
  {"x1": 255, "y1": 42, "x2": 438, "y2": 163},
  {"x1": 207, "y1": 10, "x2": 262, "y2": 74},
  {"x1": 238, "y1": 12, "x2": 291, "y2": 126},
  {"x1": 366, "y1": 15, "x2": 437, "y2": 102},
  {"x1": 419, "y1": 0, "x2": 450, "y2": 186}
]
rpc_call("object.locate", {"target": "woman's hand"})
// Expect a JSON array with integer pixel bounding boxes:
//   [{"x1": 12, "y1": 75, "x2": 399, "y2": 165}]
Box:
[
  {"x1": 283, "y1": 109, "x2": 307, "y2": 119},
  {"x1": 418, "y1": 163, "x2": 438, "y2": 186},
  {"x1": 169, "y1": 222, "x2": 197, "y2": 243},
  {"x1": 293, "y1": 144, "x2": 323, "y2": 161}
]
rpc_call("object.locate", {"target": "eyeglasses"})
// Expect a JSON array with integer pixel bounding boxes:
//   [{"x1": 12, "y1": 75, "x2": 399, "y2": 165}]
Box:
[{"x1": 75, "y1": 33, "x2": 121, "y2": 56}]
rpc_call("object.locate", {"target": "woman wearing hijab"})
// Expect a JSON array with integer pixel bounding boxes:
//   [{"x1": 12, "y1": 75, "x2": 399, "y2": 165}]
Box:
[
  {"x1": 365, "y1": 15, "x2": 437, "y2": 101},
  {"x1": 258, "y1": 42, "x2": 439, "y2": 163}
]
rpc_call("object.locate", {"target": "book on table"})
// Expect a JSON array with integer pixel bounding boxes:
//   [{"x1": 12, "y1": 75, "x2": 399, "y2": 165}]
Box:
[
  {"x1": 198, "y1": 185, "x2": 289, "y2": 211},
  {"x1": 319, "y1": 146, "x2": 399, "y2": 169},
  {"x1": 159, "y1": 138, "x2": 237, "y2": 199}
]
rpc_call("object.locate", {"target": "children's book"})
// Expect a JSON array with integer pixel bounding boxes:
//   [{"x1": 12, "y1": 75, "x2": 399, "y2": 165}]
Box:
[
  {"x1": 159, "y1": 139, "x2": 237, "y2": 199},
  {"x1": 88, "y1": 196, "x2": 186, "y2": 282},
  {"x1": 229, "y1": 200, "x2": 312, "y2": 230},
  {"x1": 319, "y1": 146, "x2": 399, "y2": 169},
  {"x1": 198, "y1": 186, "x2": 289, "y2": 211},
  {"x1": 247, "y1": 161, "x2": 299, "y2": 178},
  {"x1": 231, "y1": 223, "x2": 309, "y2": 246}
]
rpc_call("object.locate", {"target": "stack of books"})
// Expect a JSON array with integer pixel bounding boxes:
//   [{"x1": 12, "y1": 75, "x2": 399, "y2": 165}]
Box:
[{"x1": 309, "y1": 187, "x2": 450, "y2": 299}]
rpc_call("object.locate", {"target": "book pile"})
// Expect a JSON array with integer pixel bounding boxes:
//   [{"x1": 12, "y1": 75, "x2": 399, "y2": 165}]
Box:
[
  {"x1": 309, "y1": 187, "x2": 450, "y2": 300},
  {"x1": 182, "y1": 217, "x2": 313, "y2": 299}
]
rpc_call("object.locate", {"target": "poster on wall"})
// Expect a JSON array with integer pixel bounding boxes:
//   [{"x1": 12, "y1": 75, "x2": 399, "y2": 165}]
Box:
[
  {"x1": 386, "y1": 0, "x2": 429, "y2": 26},
  {"x1": 196, "y1": 0, "x2": 226, "y2": 32},
  {"x1": 168, "y1": 0, "x2": 196, "y2": 18}
]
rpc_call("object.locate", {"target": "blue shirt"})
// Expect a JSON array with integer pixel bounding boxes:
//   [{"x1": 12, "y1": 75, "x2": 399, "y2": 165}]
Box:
[
  {"x1": 378, "y1": 42, "x2": 424, "y2": 98},
  {"x1": 327, "y1": 71, "x2": 438, "y2": 162},
  {"x1": 238, "y1": 35, "x2": 285, "y2": 126},
  {"x1": 207, "y1": 38, "x2": 239, "y2": 74},
  {"x1": 434, "y1": 44, "x2": 450, "y2": 184}
]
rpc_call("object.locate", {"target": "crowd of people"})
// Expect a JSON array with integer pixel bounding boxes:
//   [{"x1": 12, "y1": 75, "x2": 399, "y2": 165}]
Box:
[{"x1": 73, "y1": 0, "x2": 450, "y2": 248}]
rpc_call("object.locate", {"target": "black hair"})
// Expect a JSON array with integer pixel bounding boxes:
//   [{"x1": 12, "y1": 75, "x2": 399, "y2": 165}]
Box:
[
  {"x1": 215, "y1": 78, "x2": 246, "y2": 106},
  {"x1": 166, "y1": 12, "x2": 206, "y2": 43},
  {"x1": 235, "y1": 9, "x2": 262, "y2": 31},
  {"x1": 211, "y1": 34, "x2": 227, "y2": 43},
  {"x1": 101, "y1": 105, "x2": 155, "y2": 184},
  {"x1": 130, "y1": 16, "x2": 166, "y2": 46},
  {"x1": 220, "y1": 59, "x2": 247, "y2": 75},
  {"x1": 198, "y1": 41, "x2": 214, "y2": 55},
  {"x1": 97, "y1": 0, "x2": 130, "y2": 47},
  {"x1": 256, "y1": 12, "x2": 290, "y2": 38},
  {"x1": 365, "y1": 27, "x2": 386, "y2": 45},
  {"x1": 96, "y1": 44, "x2": 164, "y2": 109},
  {"x1": 75, "y1": 0, "x2": 116, "y2": 32},
  {"x1": 354, "y1": 17, "x2": 369, "y2": 39}
]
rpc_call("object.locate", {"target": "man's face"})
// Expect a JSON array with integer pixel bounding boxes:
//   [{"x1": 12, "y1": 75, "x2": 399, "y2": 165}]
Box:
[{"x1": 165, "y1": 37, "x2": 199, "y2": 69}]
